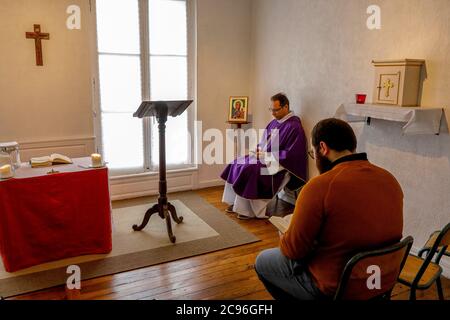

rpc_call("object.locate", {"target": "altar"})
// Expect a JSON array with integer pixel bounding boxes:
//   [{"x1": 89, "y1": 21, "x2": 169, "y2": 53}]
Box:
[{"x1": 0, "y1": 157, "x2": 112, "y2": 272}]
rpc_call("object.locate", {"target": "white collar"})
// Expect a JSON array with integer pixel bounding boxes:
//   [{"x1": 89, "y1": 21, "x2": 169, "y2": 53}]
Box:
[{"x1": 277, "y1": 111, "x2": 295, "y2": 124}]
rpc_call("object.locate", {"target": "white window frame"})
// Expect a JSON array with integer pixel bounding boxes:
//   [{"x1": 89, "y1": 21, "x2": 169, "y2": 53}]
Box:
[{"x1": 90, "y1": 0, "x2": 197, "y2": 177}]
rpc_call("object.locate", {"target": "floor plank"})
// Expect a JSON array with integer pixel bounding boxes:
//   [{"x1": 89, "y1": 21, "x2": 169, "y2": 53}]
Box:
[{"x1": 8, "y1": 186, "x2": 449, "y2": 300}]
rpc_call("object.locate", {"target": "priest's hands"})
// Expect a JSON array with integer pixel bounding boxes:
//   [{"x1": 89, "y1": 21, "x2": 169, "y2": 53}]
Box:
[{"x1": 249, "y1": 149, "x2": 264, "y2": 158}]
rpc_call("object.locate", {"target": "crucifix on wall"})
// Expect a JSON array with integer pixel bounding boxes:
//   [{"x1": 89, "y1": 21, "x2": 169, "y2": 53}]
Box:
[{"x1": 25, "y1": 24, "x2": 50, "y2": 66}]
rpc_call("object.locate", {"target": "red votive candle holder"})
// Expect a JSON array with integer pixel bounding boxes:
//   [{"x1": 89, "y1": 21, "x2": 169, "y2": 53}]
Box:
[{"x1": 356, "y1": 94, "x2": 367, "y2": 104}]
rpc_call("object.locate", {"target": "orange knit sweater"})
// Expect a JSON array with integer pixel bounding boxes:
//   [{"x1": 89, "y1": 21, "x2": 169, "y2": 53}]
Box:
[{"x1": 280, "y1": 154, "x2": 404, "y2": 296}]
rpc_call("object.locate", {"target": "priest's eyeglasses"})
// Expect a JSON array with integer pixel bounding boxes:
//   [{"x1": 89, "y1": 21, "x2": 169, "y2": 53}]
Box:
[
  {"x1": 269, "y1": 105, "x2": 287, "y2": 112},
  {"x1": 268, "y1": 106, "x2": 285, "y2": 112},
  {"x1": 307, "y1": 150, "x2": 315, "y2": 160}
]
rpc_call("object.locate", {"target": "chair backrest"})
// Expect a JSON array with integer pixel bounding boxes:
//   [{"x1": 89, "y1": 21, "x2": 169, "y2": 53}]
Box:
[
  {"x1": 436, "y1": 223, "x2": 450, "y2": 248},
  {"x1": 427, "y1": 222, "x2": 450, "y2": 265},
  {"x1": 334, "y1": 236, "x2": 414, "y2": 300}
]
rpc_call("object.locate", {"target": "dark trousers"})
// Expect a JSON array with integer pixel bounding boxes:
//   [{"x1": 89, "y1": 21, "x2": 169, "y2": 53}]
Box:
[{"x1": 255, "y1": 248, "x2": 329, "y2": 300}]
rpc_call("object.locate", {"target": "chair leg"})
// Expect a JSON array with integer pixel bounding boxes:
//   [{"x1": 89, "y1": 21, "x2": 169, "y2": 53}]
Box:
[
  {"x1": 409, "y1": 287, "x2": 417, "y2": 301},
  {"x1": 383, "y1": 290, "x2": 392, "y2": 300},
  {"x1": 436, "y1": 277, "x2": 445, "y2": 300}
]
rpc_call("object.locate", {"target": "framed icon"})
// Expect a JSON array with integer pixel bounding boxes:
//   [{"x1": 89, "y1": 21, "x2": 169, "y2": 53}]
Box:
[{"x1": 228, "y1": 96, "x2": 249, "y2": 123}]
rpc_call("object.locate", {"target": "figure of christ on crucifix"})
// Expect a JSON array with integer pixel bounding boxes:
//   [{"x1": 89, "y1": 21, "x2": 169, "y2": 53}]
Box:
[{"x1": 26, "y1": 24, "x2": 50, "y2": 66}]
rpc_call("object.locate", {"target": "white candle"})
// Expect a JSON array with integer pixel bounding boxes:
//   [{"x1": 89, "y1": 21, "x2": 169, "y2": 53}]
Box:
[
  {"x1": 91, "y1": 153, "x2": 103, "y2": 168},
  {"x1": 0, "y1": 164, "x2": 13, "y2": 179}
]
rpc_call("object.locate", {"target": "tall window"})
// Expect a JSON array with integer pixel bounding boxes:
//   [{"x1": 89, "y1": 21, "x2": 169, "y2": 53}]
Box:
[{"x1": 95, "y1": 0, "x2": 194, "y2": 175}]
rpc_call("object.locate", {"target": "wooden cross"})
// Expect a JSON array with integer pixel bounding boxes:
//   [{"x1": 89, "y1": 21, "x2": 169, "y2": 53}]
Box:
[
  {"x1": 26, "y1": 24, "x2": 50, "y2": 66},
  {"x1": 382, "y1": 78, "x2": 395, "y2": 98}
]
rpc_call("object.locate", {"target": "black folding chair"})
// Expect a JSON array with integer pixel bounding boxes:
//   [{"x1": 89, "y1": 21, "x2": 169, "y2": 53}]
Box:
[
  {"x1": 334, "y1": 236, "x2": 414, "y2": 300},
  {"x1": 398, "y1": 222, "x2": 450, "y2": 300}
]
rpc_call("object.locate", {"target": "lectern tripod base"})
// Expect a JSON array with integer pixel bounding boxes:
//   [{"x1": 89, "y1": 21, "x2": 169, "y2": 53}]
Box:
[{"x1": 132, "y1": 201, "x2": 184, "y2": 243}]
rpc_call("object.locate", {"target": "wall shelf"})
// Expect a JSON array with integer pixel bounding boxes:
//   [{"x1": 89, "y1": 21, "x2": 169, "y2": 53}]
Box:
[{"x1": 335, "y1": 103, "x2": 446, "y2": 135}]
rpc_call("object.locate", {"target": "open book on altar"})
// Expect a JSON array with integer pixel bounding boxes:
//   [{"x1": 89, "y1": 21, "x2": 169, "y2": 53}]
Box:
[
  {"x1": 269, "y1": 214, "x2": 293, "y2": 234},
  {"x1": 30, "y1": 154, "x2": 73, "y2": 168}
]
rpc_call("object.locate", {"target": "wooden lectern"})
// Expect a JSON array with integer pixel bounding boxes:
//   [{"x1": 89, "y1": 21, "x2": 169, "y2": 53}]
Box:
[{"x1": 132, "y1": 100, "x2": 194, "y2": 243}]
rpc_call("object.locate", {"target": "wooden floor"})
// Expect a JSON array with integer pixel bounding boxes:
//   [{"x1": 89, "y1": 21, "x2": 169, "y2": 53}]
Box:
[{"x1": 9, "y1": 187, "x2": 450, "y2": 300}]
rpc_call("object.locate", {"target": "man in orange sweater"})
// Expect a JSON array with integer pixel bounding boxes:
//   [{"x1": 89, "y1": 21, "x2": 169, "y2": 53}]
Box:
[{"x1": 255, "y1": 118, "x2": 404, "y2": 300}]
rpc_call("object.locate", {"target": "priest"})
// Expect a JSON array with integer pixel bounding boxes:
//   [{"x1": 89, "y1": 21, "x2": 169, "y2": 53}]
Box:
[{"x1": 221, "y1": 93, "x2": 308, "y2": 219}]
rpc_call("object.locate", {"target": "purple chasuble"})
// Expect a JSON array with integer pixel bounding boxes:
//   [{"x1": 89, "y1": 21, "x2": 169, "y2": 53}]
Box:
[{"x1": 220, "y1": 116, "x2": 307, "y2": 200}]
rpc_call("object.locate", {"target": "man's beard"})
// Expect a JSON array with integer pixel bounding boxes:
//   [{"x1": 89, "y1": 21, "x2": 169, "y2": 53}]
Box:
[{"x1": 316, "y1": 153, "x2": 333, "y2": 174}]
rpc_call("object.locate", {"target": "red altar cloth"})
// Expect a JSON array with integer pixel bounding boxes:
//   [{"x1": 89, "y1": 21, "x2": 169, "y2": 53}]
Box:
[{"x1": 0, "y1": 164, "x2": 112, "y2": 272}]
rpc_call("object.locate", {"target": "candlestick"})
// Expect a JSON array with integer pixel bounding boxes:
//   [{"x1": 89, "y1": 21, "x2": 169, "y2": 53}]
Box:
[
  {"x1": 0, "y1": 164, "x2": 13, "y2": 179},
  {"x1": 91, "y1": 153, "x2": 103, "y2": 168}
]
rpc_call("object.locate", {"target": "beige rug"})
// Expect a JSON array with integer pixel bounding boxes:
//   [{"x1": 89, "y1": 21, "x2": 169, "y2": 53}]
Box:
[{"x1": 0, "y1": 193, "x2": 259, "y2": 298}]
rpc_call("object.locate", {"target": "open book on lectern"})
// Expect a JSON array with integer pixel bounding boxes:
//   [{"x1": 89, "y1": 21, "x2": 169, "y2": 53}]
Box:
[{"x1": 133, "y1": 100, "x2": 194, "y2": 118}]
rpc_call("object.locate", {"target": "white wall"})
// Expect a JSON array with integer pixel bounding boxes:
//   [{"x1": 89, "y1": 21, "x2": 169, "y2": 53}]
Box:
[
  {"x1": 196, "y1": 0, "x2": 252, "y2": 187},
  {"x1": 0, "y1": 0, "x2": 94, "y2": 143},
  {"x1": 250, "y1": 0, "x2": 450, "y2": 275}
]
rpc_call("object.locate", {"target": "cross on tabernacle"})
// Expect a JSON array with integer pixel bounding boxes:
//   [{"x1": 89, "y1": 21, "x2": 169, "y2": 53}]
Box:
[
  {"x1": 382, "y1": 78, "x2": 395, "y2": 98},
  {"x1": 25, "y1": 24, "x2": 50, "y2": 66}
]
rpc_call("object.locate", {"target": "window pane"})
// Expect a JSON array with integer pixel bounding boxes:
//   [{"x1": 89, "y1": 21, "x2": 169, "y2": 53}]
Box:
[
  {"x1": 102, "y1": 113, "x2": 144, "y2": 170},
  {"x1": 96, "y1": 0, "x2": 140, "y2": 54},
  {"x1": 96, "y1": 0, "x2": 192, "y2": 174},
  {"x1": 149, "y1": 0, "x2": 187, "y2": 55},
  {"x1": 151, "y1": 113, "x2": 189, "y2": 167},
  {"x1": 150, "y1": 56, "x2": 187, "y2": 100},
  {"x1": 99, "y1": 55, "x2": 142, "y2": 112}
]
